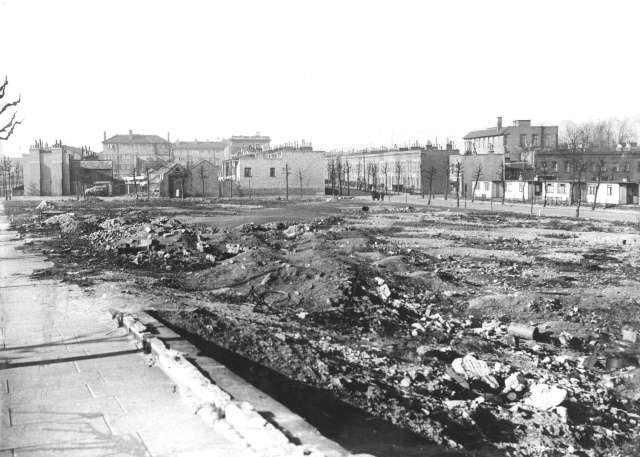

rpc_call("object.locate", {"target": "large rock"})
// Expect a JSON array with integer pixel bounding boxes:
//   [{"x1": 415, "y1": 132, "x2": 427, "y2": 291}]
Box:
[{"x1": 524, "y1": 383, "x2": 567, "y2": 410}]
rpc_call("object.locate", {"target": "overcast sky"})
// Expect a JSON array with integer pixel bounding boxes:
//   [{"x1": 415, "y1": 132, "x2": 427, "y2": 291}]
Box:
[{"x1": 1, "y1": 0, "x2": 640, "y2": 157}]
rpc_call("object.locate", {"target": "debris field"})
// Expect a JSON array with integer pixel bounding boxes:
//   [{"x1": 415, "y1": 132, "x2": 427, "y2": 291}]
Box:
[{"x1": 12, "y1": 199, "x2": 640, "y2": 457}]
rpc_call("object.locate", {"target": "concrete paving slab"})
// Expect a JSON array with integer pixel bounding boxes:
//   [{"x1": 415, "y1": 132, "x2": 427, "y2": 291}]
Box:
[
  {"x1": 8, "y1": 396, "x2": 126, "y2": 426},
  {"x1": 1, "y1": 415, "x2": 113, "y2": 450},
  {"x1": 0, "y1": 203, "x2": 252, "y2": 457}
]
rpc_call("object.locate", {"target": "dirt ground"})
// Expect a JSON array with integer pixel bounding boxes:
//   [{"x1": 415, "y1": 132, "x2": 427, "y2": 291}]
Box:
[{"x1": 8, "y1": 196, "x2": 640, "y2": 457}]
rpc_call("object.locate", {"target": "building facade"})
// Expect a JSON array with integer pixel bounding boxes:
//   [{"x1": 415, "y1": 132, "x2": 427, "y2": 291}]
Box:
[
  {"x1": 23, "y1": 140, "x2": 112, "y2": 196},
  {"x1": 172, "y1": 140, "x2": 226, "y2": 167},
  {"x1": 222, "y1": 143, "x2": 324, "y2": 197},
  {"x1": 330, "y1": 144, "x2": 459, "y2": 195},
  {"x1": 463, "y1": 117, "x2": 558, "y2": 162},
  {"x1": 100, "y1": 131, "x2": 171, "y2": 178}
]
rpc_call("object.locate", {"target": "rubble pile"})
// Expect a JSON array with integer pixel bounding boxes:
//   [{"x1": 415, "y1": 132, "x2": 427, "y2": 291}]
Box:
[
  {"x1": 83, "y1": 215, "x2": 230, "y2": 270},
  {"x1": 43, "y1": 212, "x2": 98, "y2": 235},
  {"x1": 15, "y1": 202, "x2": 640, "y2": 456}
]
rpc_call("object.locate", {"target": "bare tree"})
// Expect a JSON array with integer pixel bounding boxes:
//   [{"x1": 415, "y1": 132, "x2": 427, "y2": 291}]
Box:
[
  {"x1": 614, "y1": 118, "x2": 635, "y2": 147},
  {"x1": 0, "y1": 77, "x2": 21, "y2": 141},
  {"x1": 496, "y1": 162, "x2": 506, "y2": 205},
  {"x1": 471, "y1": 164, "x2": 482, "y2": 203},
  {"x1": 423, "y1": 165, "x2": 437, "y2": 204},
  {"x1": 327, "y1": 159, "x2": 336, "y2": 196},
  {"x1": 367, "y1": 163, "x2": 379, "y2": 192},
  {"x1": 336, "y1": 158, "x2": 343, "y2": 196},
  {"x1": 591, "y1": 159, "x2": 605, "y2": 210},
  {"x1": 536, "y1": 161, "x2": 550, "y2": 208},
  {"x1": 454, "y1": 161, "x2": 462, "y2": 208},
  {"x1": 355, "y1": 159, "x2": 362, "y2": 190},
  {"x1": 132, "y1": 167, "x2": 138, "y2": 200},
  {"x1": 298, "y1": 168, "x2": 305, "y2": 198},
  {"x1": 199, "y1": 164, "x2": 207, "y2": 201},
  {"x1": 394, "y1": 160, "x2": 402, "y2": 194},
  {"x1": 1, "y1": 156, "x2": 14, "y2": 200},
  {"x1": 343, "y1": 160, "x2": 351, "y2": 196},
  {"x1": 382, "y1": 162, "x2": 389, "y2": 196}
]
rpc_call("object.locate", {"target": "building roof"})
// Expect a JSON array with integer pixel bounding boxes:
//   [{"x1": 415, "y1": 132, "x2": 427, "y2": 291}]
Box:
[
  {"x1": 104, "y1": 133, "x2": 169, "y2": 144},
  {"x1": 173, "y1": 140, "x2": 226, "y2": 149},
  {"x1": 74, "y1": 160, "x2": 113, "y2": 170},
  {"x1": 230, "y1": 135, "x2": 271, "y2": 142},
  {"x1": 189, "y1": 159, "x2": 218, "y2": 170},
  {"x1": 463, "y1": 127, "x2": 512, "y2": 140}
]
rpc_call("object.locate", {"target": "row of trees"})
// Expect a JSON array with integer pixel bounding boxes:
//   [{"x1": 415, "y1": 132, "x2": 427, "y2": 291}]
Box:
[
  {"x1": 0, "y1": 156, "x2": 22, "y2": 200},
  {"x1": 326, "y1": 157, "x2": 425, "y2": 196},
  {"x1": 0, "y1": 76, "x2": 21, "y2": 199}
]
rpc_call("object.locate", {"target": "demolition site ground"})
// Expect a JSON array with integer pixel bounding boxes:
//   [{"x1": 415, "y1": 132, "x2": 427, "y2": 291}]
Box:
[{"x1": 7, "y1": 197, "x2": 640, "y2": 457}]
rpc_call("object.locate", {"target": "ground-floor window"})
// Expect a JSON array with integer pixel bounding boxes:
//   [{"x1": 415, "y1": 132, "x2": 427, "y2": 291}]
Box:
[
  {"x1": 484, "y1": 182, "x2": 490, "y2": 190},
  {"x1": 607, "y1": 185, "x2": 613, "y2": 196},
  {"x1": 518, "y1": 182, "x2": 524, "y2": 192},
  {"x1": 244, "y1": 167, "x2": 252, "y2": 178},
  {"x1": 546, "y1": 183, "x2": 554, "y2": 193},
  {"x1": 269, "y1": 167, "x2": 276, "y2": 177},
  {"x1": 558, "y1": 184, "x2": 567, "y2": 194},
  {"x1": 587, "y1": 185, "x2": 597, "y2": 195}
]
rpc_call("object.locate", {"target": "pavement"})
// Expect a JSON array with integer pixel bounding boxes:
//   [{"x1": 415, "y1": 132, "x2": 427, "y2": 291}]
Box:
[
  {"x1": 0, "y1": 202, "x2": 252, "y2": 457},
  {"x1": 347, "y1": 193, "x2": 640, "y2": 223}
]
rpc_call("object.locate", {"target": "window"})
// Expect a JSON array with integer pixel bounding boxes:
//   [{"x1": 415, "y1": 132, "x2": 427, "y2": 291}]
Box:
[
  {"x1": 269, "y1": 167, "x2": 276, "y2": 177},
  {"x1": 546, "y1": 183, "x2": 554, "y2": 193},
  {"x1": 552, "y1": 161, "x2": 558, "y2": 171},
  {"x1": 607, "y1": 185, "x2": 613, "y2": 196},
  {"x1": 541, "y1": 161, "x2": 547, "y2": 169},
  {"x1": 564, "y1": 162, "x2": 570, "y2": 173},
  {"x1": 532, "y1": 134, "x2": 539, "y2": 147},
  {"x1": 244, "y1": 167, "x2": 252, "y2": 178},
  {"x1": 543, "y1": 134, "x2": 554, "y2": 148},
  {"x1": 507, "y1": 183, "x2": 513, "y2": 192},
  {"x1": 558, "y1": 184, "x2": 567, "y2": 194},
  {"x1": 624, "y1": 162, "x2": 630, "y2": 172},
  {"x1": 520, "y1": 134, "x2": 527, "y2": 147},
  {"x1": 484, "y1": 182, "x2": 490, "y2": 190},
  {"x1": 588, "y1": 185, "x2": 597, "y2": 195},
  {"x1": 518, "y1": 182, "x2": 524, "y2": 192},
  {"x1": 613, "y1": 163, "x2": 620, "y2": 172}
]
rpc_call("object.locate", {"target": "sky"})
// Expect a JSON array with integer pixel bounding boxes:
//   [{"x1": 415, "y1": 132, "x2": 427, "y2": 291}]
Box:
[{"x1": 1, "y1": 0, "x2": 640, "y2": 157}]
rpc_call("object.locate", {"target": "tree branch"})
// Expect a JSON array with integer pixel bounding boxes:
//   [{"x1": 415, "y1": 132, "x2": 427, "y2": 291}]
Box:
[
  {"x1": 0, "y1": 112, "x2": 17, "y2": 134},
  {"x1": 0, "y1": 95, "x2": 21, "y2": 118},
  {"x1": 0, "y1": 118, "x2": 21, "y2": 141},
  {"x1": 0, "y1": 76, "x2": 8, "y2": 99}
]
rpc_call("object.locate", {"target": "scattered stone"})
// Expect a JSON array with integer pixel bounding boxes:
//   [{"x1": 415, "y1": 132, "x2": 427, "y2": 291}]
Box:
[{"x1": 524, "y1": 384, "x2": 567, "y2": 410}]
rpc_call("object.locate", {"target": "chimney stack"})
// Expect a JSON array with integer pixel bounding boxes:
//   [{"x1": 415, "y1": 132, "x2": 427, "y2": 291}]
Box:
[
  {"x1": 103, "y1": 131, "x2": 107, "y2": 142},
  {"x1": 129, "y1": 129, "x2": 133, "y2": 136},
  {"x1": 497, "y1": 116, "x2": 503, "y2": 131},
  {"x1": 167, "y1": 131, "x2": 170, "y2": 143}
]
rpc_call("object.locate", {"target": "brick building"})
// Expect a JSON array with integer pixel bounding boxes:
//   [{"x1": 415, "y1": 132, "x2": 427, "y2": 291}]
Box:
[
  {"x1": 329, "y1": 144, "x2": 459, "y2": 195},
  {"x1": 222, "y1": 143, "x2": 324, "y2": 197},
  {"x1": 463, "y1": 117, "x2": 558, "y2": 162},
  {"x1": 187, "y1": 160, "x2": 220, "y2": 198},
  {"x1": 172, "y1": 140, "x2": 226, "y2": 167},
  {"x1": 23, "y1": 140, "x2": 112, "y2": 196},
  {"x1": 225, "y1": 134, "x2": 271, "y2": 158},
  {"x1": 100, "y1": 130, "x2": 171, "y2": 178}
]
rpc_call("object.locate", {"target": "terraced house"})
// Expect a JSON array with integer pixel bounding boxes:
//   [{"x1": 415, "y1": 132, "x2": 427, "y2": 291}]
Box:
[{"x1": 100, "y1": 130, "x2": 171, "y2": 178}]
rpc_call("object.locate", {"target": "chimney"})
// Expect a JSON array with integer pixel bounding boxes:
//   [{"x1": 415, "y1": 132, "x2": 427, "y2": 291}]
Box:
[
  {"x1": 103, "y1": 131, "x2": 107, "y2": 142},
  {"x1": 497, "y1": 116, "x2": 503, "y2": 130},
  {"x1": 167, "y1": 131, "x2": 170, "y2": 143},
  {"x1": 129, "y1": 129, "x2": 133, "y2": 135}
]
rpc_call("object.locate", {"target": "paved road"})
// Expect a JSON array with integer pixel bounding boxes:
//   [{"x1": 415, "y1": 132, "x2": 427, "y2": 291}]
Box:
[{"x1": 0, "y1": 203, "x2": 250, "y2": 457}]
